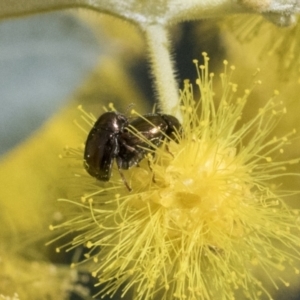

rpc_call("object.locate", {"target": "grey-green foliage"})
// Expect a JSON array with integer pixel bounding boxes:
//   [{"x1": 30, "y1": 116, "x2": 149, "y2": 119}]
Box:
[
  {"x1": 0, "y1": 0, "x2": 299, "y2": 27},
  {"x1": 0, "y1": 12, "x2": 100, "y2": 155}
]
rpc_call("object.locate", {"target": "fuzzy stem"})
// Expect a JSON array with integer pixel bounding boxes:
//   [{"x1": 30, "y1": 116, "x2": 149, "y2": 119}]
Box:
[{"x1": 144, "y1": 24, "x2": 182, "y2": 120}]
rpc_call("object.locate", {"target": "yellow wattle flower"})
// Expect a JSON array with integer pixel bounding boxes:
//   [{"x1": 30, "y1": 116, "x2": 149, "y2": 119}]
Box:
[{"x1": 52, "y1": 53, "x2": 300, "y2": 300}]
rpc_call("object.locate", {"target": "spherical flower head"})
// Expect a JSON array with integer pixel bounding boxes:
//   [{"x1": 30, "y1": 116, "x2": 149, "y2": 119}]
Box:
[{"x1": 52, "y1": 53, "x2": 300, "y2": 300}]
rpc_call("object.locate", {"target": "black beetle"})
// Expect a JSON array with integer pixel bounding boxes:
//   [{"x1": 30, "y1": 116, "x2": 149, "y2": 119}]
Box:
[
  {"x1": 83, "y1": 111, "x2": 128, "y2": 182},
  {"x1": 118, "y1": 114, "x2": 181, "y2": 169},
  {"x1": 84, "y1": 111, "x2": 181, "y2": 191}
]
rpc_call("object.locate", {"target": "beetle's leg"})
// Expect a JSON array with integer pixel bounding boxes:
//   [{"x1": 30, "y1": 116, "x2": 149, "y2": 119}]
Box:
[
  {"x1": 165, "y1": 143, "x2": 174, "y2": 158},
  {"x1": 148, "y1": 159, "x2": 156, "y2": 183},
  {"x1": 122, "y1": 143, "x2": 137, "y2": 153},
  {"x1": 116, "y1": 157, "x2": 132, "y2": 192},
  {"x1": 145, "y1": 153, "x2": 156, "y2": 183},
  {"x1": 118, "y1": 133, "x2": 136, "y2": 152}
]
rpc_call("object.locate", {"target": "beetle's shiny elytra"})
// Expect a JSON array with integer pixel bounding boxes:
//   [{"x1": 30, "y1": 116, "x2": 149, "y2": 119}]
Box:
[
  {"x1": 84, "y1": 111, "x2": 181, "y2": 191},
  {"x1": 118, "y1": 114, "x2": 181, "y2": 169},
  {"x1": 84, "y1": 111, "x2": 128, "y2": 182}
]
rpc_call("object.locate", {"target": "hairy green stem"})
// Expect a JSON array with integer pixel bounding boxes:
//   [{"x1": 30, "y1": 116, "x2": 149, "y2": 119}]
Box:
[{"x1": 144, "y1": 24, "x2": 182, "y2": 120}]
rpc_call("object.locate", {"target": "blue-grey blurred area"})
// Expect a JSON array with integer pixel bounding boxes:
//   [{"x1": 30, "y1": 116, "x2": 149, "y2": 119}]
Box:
[{"x1": 0, "y1": 12, "x2": 100, "y2": 156}]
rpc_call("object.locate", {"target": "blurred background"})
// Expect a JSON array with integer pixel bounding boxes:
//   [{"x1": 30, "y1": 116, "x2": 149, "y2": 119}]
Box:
[{"x1": 0, "y1": 9, "x2": 299, "y2": 300}]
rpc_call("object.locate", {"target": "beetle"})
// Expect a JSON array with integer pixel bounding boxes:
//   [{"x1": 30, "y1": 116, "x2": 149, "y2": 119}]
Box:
[
  {"x1": 83, "y1": 111, "x2": 128, "y2": 183},
  {"x1": 84, "y1": 111, "x2": 181, "y2": 191},
  {"x1": 118, "y1": 114, "x2": 181, "y2": 169}
]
